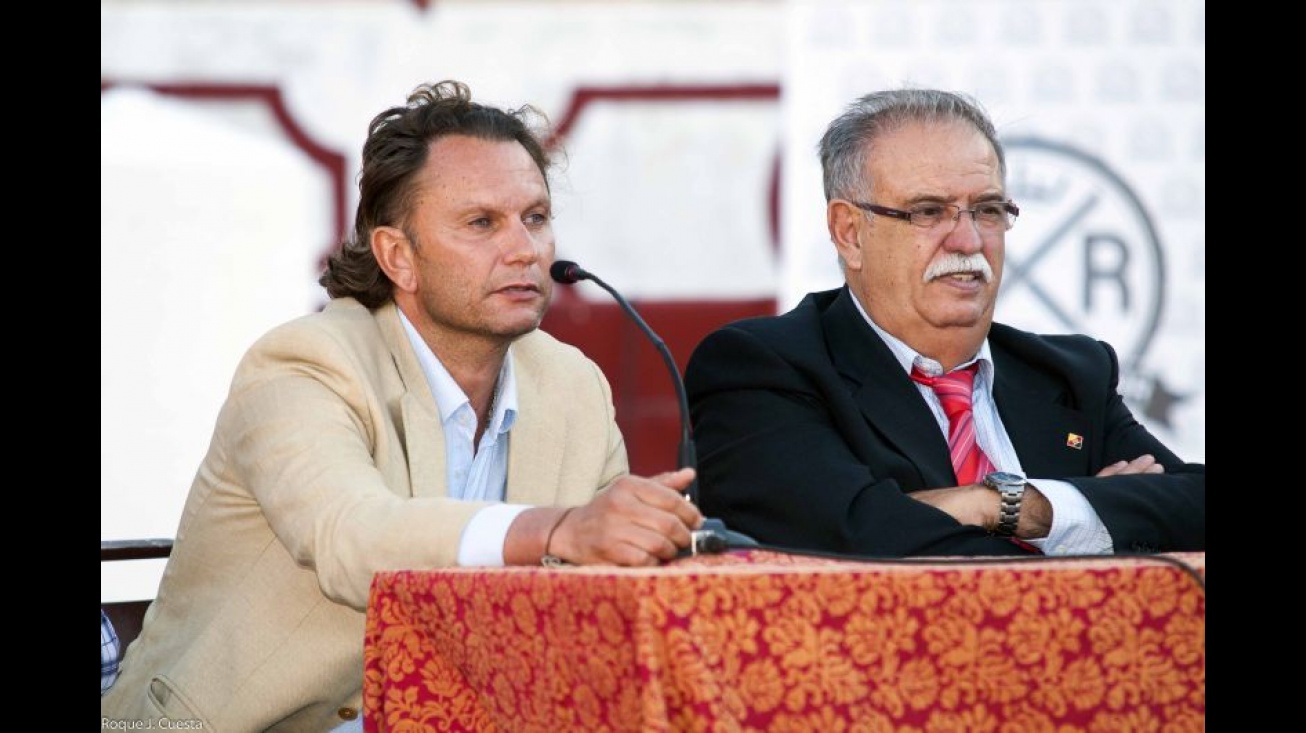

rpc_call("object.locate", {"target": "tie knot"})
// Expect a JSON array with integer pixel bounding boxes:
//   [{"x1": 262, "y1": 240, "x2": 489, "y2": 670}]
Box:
[{"x1": 911, "y1": 364, "x2": 978, "y2": 417}]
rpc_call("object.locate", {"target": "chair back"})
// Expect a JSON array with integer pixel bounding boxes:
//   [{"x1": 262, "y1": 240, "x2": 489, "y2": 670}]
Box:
[{"x1": 101, "y1": 539, "x2": 173, "y2": 649}]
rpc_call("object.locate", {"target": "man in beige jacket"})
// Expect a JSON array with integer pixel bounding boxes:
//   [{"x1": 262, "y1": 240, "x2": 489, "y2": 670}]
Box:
[{"x1": 102, "y1": 80, "x2": 703, "y2": 732}]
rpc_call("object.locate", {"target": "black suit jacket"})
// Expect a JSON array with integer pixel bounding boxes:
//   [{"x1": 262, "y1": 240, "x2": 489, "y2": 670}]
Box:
[{"x1": 685, "y1": 286, "x2": 1204, "y2": 557}]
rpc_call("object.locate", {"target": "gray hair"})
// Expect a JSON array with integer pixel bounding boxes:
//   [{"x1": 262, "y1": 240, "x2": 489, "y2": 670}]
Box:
[{"x1": 818, "y1": 88, "x2": 1005, "y2": 203}]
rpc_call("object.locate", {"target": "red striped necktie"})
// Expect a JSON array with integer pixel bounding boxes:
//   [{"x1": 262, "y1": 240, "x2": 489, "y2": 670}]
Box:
[{"x1": 910, "y1": 363, "x2": 994, "y2": 485}]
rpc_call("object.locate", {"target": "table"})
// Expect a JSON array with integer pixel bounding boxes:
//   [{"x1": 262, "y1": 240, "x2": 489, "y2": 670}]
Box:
[{"x1": 364, "y1": 550, "x2": 1205, "y2": 731}]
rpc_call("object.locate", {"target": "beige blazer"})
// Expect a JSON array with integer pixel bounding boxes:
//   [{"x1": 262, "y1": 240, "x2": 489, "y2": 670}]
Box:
[{"x1": 102, "y1": 298, "x2": 627, "y2": 732}]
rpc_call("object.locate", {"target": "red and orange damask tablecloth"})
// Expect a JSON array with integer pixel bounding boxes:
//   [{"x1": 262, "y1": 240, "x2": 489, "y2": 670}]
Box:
[{"x1": 363, "y1": 550, "x2": 1205, "y2": 732}]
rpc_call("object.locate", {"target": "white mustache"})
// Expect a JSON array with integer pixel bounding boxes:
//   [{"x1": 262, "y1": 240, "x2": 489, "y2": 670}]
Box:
[{"x1": 923, "y1": 253, "x2": 993, "y2": 283}]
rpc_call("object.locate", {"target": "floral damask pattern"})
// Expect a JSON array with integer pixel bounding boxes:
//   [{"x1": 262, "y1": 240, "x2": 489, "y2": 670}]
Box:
[{"x1": 363, "y1": 552, "x2": 1205, "y2": 732}]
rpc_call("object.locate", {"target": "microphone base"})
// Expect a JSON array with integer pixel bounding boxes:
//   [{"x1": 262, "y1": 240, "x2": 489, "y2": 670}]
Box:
[{"x1": 689, "y1": 517, "x2": 760, "y2": 556}]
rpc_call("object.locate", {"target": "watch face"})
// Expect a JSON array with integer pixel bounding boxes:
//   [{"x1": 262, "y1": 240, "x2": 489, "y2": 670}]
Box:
[{"x1": 987, "y1": 471, "x2": 1025, "y2": 485}]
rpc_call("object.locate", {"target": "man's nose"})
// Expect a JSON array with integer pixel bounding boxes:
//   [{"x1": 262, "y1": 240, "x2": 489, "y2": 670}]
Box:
[
  {"x1": 501, "y1": 221, "x2": 542, "y2": 263},
  {"x1": 941, "y1": 210, "x2": 985, "y2": 253}
]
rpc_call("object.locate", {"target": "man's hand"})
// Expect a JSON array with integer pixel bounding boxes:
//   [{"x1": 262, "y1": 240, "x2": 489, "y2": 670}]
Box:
[
  {"x1": 1096, "y1": 454, "x2": 1165, "y2": 477},
  {"x1": 506, "y1": 468, "x2": 704, "y2": 567},
  {"x1": 908, "y1": 483, "x2": 1052, "y2": 539},
  {"x1": 908, "y1": 453, "x2": 1166, "y2": 539},
  {"x1": 904, "y1": 485, "x2": 992, "y2": 527}
]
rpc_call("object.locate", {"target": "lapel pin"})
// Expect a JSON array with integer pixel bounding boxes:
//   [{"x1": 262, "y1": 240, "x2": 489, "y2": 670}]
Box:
[{"x1": 1066, "y1": 433, "x2": 1083, "y2": 450}]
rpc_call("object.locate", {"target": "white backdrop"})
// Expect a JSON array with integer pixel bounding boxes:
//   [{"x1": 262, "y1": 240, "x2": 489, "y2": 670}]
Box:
[{"x1": 102, "y1": 0, "x2": 1203, "y2": 600}]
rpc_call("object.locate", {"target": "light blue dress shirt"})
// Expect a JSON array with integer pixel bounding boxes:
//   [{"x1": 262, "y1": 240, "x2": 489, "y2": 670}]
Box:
[
  {"x1": 399, "y1": 311, "x2": 531, "y2": 566},
  {"x1": 849, "y1": 296, "x2": 1113, "y2": 555}
]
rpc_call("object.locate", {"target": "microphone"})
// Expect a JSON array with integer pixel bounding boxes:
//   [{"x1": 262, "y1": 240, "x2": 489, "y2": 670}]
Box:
[{"x1": 549, "y1": 260, "x2": 757, "y2": 555}]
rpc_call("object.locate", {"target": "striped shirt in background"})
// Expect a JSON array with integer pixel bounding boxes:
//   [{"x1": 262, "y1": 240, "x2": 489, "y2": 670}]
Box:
[{"x1": 101, "y1": 609, "x2": 120, "y2": 695}]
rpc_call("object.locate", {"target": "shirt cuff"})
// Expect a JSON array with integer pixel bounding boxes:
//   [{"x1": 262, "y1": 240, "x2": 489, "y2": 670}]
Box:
[
  {"x1": 1024, "y1": 479, "x2": 1114, "y2": 555},
  {"x1": 457, "y1": 503, "x2": 532, "y2": 567}
]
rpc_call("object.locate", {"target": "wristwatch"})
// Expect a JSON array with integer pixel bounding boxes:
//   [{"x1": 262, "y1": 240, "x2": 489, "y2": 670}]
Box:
[{"x1": 983, "y1": 471, "x2": 1027, "y2": 537}]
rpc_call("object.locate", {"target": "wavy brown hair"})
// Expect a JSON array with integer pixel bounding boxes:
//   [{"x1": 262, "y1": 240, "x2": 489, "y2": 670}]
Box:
[{"x1": 319, "y1": 80, "x2": 553, "y2": 307}]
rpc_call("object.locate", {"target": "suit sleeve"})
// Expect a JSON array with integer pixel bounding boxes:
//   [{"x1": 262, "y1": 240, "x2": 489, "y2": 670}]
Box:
[
  {"x1": 687, "y1": 326, "x2": 1033, "y2": 557},
  {"x1": 1063, "y1": 339, "x2": 1205, "y2": 552}
]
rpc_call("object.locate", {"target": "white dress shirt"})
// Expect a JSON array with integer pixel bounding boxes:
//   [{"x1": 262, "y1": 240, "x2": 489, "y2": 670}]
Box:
[
  {"x1": 399, "y1": 311, "x2": 531, "y2": 566},
  {"x1": 849, "y1": 296, "x2": 1113, "y2": 555}
]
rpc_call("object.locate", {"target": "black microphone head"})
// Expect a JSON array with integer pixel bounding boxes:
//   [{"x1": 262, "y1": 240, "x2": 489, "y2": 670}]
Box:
[{"x1": 550, "y1": 260, "x2": 586, "y2": 284}]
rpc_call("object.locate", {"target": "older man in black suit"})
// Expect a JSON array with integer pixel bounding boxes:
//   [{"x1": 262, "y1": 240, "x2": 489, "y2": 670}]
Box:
[{"x1": 685, "y1": 89, "x2": 1203, "y2": 557}]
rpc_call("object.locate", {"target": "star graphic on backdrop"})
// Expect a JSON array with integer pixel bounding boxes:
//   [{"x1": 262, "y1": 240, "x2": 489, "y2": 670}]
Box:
[{"x1": 1141, "y1": 376, "x2": 1186, "y2": 429}]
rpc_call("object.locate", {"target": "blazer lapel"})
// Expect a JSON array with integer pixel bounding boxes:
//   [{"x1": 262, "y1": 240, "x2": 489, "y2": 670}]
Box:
[
  {"x1": 376, "y1": 302, "x2": 448, "y2": 498},
  {"x1": 504, "y1": 339, "x2": 566, "y2": 506},
  {"x1": 990, "y1": 339, "x2": 1092, "y2": 478},
  {"x1": 823, "y1": 289, "x2": 956, "y2": 488}
]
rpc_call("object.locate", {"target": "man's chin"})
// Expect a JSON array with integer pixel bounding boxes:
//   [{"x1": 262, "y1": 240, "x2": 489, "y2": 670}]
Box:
[
  {"x1": 924, "y1": 304, "x2": 992, "y2": 331},
  {"x1": 490, "y1": 314, "x2": 546, "y2": 340}
]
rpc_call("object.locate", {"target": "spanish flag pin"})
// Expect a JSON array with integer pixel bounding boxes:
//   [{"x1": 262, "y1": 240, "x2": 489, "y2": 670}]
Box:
[{"x1": 1066, "y1": 433, "x2": 1083, "y2": 450}]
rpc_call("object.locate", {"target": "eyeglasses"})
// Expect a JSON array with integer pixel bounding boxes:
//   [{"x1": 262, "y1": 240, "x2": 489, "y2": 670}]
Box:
[{"x1": 849, "y1": 200, "x2": 1020, "y2": 233}]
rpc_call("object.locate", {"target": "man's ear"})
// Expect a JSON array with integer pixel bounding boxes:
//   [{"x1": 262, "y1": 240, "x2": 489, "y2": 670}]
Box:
[
  {"x1": 828, "y1": 200, "x2": 865, "y2": 272},
  {"x1": 372, "y1": 226, "x2": 417, "y2": 293}
]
